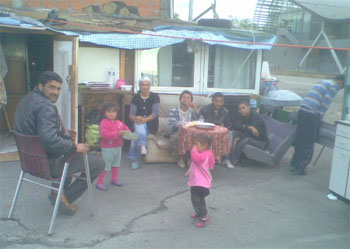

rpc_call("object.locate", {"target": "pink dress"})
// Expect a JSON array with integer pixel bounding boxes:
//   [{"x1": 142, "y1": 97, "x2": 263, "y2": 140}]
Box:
[{"x1": 188, "y1": 147, "x2": 215, "y2": 189}]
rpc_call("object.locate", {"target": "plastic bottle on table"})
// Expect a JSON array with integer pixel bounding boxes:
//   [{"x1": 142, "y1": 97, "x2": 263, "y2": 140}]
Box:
[{"x1": 107, "y1": 68, "x2": 116, "y2": 88}]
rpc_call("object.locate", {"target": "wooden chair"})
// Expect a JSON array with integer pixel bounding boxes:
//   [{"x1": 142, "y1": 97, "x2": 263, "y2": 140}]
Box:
[{"x1": 8, "y1": 131, "x2": 94, "y2": 235}]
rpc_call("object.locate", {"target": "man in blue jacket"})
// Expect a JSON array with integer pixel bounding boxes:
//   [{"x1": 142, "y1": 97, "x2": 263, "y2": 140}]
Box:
[{"x1": 14, "y1": 71, "x2": 104, "y2": 215}]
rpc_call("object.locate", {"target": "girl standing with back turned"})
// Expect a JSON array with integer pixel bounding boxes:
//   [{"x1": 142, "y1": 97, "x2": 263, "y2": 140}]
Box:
[{"x1": 188, "y1": 134, "x2": 215, "y2": 228}]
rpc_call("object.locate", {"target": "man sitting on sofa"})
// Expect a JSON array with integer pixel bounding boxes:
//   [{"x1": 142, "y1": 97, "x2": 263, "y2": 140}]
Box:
[
  {"x1": 199, "y1": 92, "x2": 234, "y2": 169},
  {"x1": 168, "y1": 90, "x2": 199, "y2": 168}
]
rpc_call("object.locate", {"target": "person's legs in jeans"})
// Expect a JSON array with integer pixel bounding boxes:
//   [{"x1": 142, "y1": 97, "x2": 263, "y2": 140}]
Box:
[
  {"x1": 191, "y1": 191, "x2": 207, "y2": 218},
  {"x1": 64, "y1": 153, "x2": 104, "y2": 203},
  {"x1": 190, "y1": 187, "x2": 209, "y2": 217},
  {"x1": 231, "y1": 137, "x2": 266, "y2": 165},
  {"x1": 128, "y1": 123, "x2": 148, "y2": 168},
  {"x1": 170, "y1": 131, "x2": 186, "y2": 168},
  {"x1": 191, "y1": 187, "x2": 210, "y2": 227},
  {"x1": 290, "y1": 109, "x2": 320, "y2": 174}
]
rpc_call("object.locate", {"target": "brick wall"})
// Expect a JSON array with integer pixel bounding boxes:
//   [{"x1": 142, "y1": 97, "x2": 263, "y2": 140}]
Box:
[{"x1": 0, "y1": 0, "x2": 161, "y2": 17}]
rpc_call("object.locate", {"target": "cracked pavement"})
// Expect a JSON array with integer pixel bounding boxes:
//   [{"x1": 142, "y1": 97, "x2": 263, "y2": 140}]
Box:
[
  {"x1": 1, "y1": 75, "x2": 349, "y2": 248},
  {"x1": 1, "y1": 146, "x2": 349, "y2": 249}
]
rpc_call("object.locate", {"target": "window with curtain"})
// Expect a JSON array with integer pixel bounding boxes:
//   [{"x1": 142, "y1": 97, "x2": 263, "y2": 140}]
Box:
[
  {"x1": 138, "y1": 43, "x2": 194, "y2": 87},
  {"x1": 207, "y1": 45, "x2": 257, "y2": 90},
  {"x1": 158, "y1": 43, "x2": 194, "y2": 87}
]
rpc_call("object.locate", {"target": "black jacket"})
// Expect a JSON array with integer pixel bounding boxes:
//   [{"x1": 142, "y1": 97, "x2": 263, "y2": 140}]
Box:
[
  {"x1": 199, "y1": 103, "x2": 231, "y2": 128},
  {"x1": 232, "y1": 110, "x2": 268, "y2": 144},
  {"x1": 14, "y1": 87, "x2": 77, "y2": 160}
]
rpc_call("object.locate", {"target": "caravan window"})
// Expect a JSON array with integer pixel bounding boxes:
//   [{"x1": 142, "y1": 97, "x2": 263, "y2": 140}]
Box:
[
  {"x1": 207, "y1": 46, "x2": 257, "y2": 90},
  {"x1": 136, "y1": 43, "x2": 261, "y2": 94},
  {"x1": 138, "y1": 43, "x2": 194, "y2": 87}
]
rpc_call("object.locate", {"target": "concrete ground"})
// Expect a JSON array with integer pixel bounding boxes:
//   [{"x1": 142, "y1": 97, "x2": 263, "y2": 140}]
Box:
[
  {"x1": 1, "y1": 145, "x2": 349, "y2": 249},
  {"x1": 1, "y1": 75, "x2": 349, "y2": 248}
]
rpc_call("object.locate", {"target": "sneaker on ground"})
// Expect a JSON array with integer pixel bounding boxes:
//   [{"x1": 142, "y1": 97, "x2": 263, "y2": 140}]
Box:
[
  {"x1": 140, "y1": 146, "x2": 147, "y2": 155},
  {"x1": 131, "y1": 161, "x2": 139, "y2": 169},
  {"x1": 177, "y1": 158, "x2": 186, "y2": 168},
  {"x1": 48, "y1": 193, "x2": 77, "y2": 215},
  {"x1": 196, "y1": 216, "x2": 210, "y2": 228},
  {"x1": 111, "y1": 181, "x2": 124, "y2": 187},
  {"x1": 96, "y1": 183, "x2": 109, "y2": 191},
  {"x1": 223, "y1": 159, "x2": 235, "y2": 169}
]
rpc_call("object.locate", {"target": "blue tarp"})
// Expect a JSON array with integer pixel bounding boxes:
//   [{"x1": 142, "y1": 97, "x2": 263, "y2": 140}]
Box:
[
  {"x1": 153, "y1": 26, "x2": 276, "y2": 50},
  {"x1": 53, "y1": 30, "x2": 184, "y2": 50},
  {"x1": 0, "y1": 16, "x2": 45, "y2": 28},
  {"x1": 53, "y1": 26, "x2": 276, "y2": 50}
]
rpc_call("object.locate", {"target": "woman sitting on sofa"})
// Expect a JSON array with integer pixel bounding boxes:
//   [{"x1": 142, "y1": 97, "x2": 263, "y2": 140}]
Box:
[
  {"x1": 128, "y1": 77, "x2": 160, "y2": 169},
  {"x1": 168, "y1": 90, "x2": 199, "y2": 168}
]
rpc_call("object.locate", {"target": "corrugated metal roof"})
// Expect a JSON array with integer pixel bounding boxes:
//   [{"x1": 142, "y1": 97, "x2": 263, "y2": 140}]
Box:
[{"x1": 291, "y1": 0, "x2": 350, "y2": 21}]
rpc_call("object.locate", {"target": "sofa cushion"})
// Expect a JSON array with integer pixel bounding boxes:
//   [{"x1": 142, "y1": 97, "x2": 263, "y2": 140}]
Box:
[
  {"x1": 147, "y1": 134, "x2": 172, "y2": 150},
  {"x1": 157, "y1": 94, "x2": 211, "y2": 134}
]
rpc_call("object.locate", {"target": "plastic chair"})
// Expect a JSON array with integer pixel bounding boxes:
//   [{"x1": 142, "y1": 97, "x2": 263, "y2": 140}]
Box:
[{"x1": 8, "y1": 131, "x2": 94, "y2": 235}]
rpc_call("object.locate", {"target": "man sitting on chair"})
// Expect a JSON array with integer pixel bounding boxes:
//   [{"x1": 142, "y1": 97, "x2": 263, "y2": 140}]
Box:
[{"x1": 14, "y1": 71, "x2": 104, "y2": 215}]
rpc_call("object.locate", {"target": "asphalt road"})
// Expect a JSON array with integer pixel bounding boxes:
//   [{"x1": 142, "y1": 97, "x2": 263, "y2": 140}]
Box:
[{"x1": 1, "y1": 74, "x2": 349, "y2": 249}]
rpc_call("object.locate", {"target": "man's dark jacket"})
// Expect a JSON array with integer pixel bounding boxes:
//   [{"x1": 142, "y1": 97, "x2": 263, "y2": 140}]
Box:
[
  {"x1": 232, "y1": 109, "x2": 268, "y2": 144},
  {"x1": 14, "y1": 87, "x2": 77, "y2": 160},
  {"x1": 199, "y1": 103, "x2": 231, "y2": 128}
]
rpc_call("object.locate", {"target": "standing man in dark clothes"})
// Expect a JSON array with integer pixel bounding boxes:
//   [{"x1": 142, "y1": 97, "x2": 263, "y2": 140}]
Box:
[
  {"x1": 230, "y1": 101, "x2": 268, "y2": 167},
  {"x1": 199, "y1": 92, "x2": 234, "y2": 169},
  {"x1": 290, "y1": 75, "x2": 345, "y2": 175},
  {"x1": 14, "y1": 71, "x2": 104, "y2": 215}
]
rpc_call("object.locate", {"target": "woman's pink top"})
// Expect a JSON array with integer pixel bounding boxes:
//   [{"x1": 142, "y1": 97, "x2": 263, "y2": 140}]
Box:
[
  {"x1": 188, "y1": 147, "x2": 215, "y2": 189},
  {"x1": 99, "y1": 119, "x2": 130, "y2": 148}
]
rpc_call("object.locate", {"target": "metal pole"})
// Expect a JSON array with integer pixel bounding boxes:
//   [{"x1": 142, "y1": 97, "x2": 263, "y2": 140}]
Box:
[
  {"x1": 170, "y1": 0, "x2": 174, "y2": 19},
  {"x1": 342, "y1": 50, "x2": 350, "y2": 120},
  {"x1": 189, "y1": 0, "x2": 194, "y2": 21}
]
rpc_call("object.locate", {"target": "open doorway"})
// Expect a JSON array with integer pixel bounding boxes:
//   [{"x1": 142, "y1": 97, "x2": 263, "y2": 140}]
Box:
[
  {"x1": 27, "y1": 35, "x2": 53, "y2": 90},
  {"x1": 0, "y1": 33, "x2": 53, "y2": 161}
]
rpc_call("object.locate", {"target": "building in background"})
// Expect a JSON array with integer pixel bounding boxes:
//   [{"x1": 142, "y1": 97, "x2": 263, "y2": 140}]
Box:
[{"x1": 254, "y1": 0, "x2": 350, "y2": 74}]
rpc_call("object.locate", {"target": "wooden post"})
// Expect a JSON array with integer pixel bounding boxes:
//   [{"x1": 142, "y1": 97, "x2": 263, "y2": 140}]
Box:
[
  {"x1": 120, "y1": 49, "x2": 126, "y2": 79},
  {"x1": 71, "y1": 37, "x2": 79, "y2": 142}
]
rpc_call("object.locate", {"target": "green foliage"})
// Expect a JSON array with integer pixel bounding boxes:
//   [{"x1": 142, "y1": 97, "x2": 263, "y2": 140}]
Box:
[{"x1": 230, "y1": 17, "x2": 258, "y2": 30}]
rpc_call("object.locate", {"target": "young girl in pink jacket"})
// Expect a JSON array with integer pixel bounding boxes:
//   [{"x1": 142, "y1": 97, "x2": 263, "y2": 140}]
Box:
[
  {"x1": 96, "y1": 103, "x2": 135, "y2": 190},
  {"x1": 188, "y1": 134, "x2": 215, "y2": 228}
]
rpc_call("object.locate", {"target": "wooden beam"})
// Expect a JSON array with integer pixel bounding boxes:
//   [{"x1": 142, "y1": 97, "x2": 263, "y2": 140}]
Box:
[
  {"x1": 120, "y1": 49, "x2": 126, "y2": 79},
  {"x1": 71, "y1": 37, "x2": 79, "y2": 141}
]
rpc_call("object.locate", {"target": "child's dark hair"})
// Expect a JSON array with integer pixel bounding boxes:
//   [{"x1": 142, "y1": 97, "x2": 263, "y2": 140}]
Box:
[
  {"x1": 193, "y1": 134, "x2": 211, "y2": 148},
  {"x1": 101, "y1": 102, "x2": 119, "y2": 117}
]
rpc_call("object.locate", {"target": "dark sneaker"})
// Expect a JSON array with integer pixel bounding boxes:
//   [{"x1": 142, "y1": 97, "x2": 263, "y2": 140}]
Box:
[
  {"x1": 196, "y1": 216, "x2": 210, "y2": 228},
  {"x1": 48, "y1": 193, "x2": 77, "y2": 216}
]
